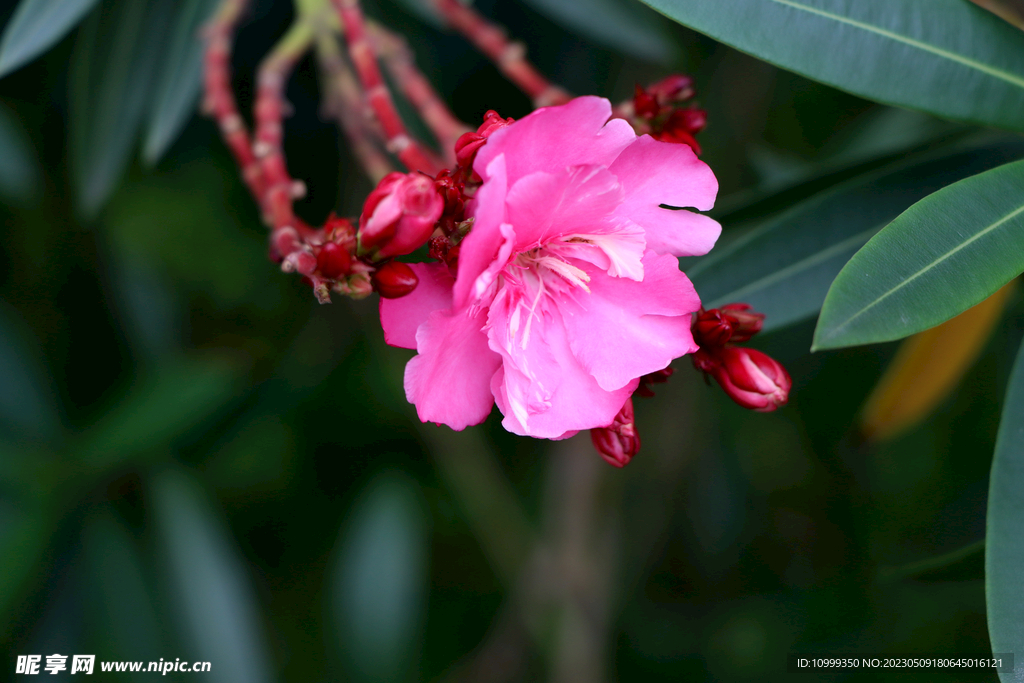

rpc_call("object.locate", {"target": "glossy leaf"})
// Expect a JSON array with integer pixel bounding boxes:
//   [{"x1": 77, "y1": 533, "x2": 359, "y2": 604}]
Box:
[
  {"x1": 69, "y1": 0, "x2": 172, "y2": 217},
  {"x1": 151, "y1": 470, "x2": 273, "y2": 683},
  {"x1": 519, "y1": 0, "x2": 677, "y2": 64},
  {"x1": 0, "y1": 0, "x2": 100, "y2": 78},
  {"x1": 987, "y1": 339, "x2": 1024, "y2": 677},
  {"x1": 333, "y1": 471, "x2": 430, "y2": 682},
  {"x1": 143, "y1": 0, "x2": 218, "y2": 164},
  {"x1": 687, "y1": 140, "x2": 1024, "y2": 334},
  {"x1": 637, "y1": 0, "x2": 1024, "y2": 132},
  {"x1": 814, "y1": 159, "x2": 1024, "y2": 350},
  {"x1": 859, "y1": 282, "x2": 1015, "y2": 442}
]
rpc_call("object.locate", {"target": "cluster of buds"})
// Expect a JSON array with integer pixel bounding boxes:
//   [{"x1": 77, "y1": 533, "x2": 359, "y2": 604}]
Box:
[
  {"x1": 628, "y1": 75, "x2": 707, "y2": 154},
  {"x1": 691, "y1": 304, "x2": 791, "y2": 412}
]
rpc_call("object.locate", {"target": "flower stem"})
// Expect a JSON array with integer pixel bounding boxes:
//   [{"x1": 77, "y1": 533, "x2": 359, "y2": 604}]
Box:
[
  {"x1": 330, "y1": 0, "x2": 443, "y2": 174},
  {"x1": 431, "y1": 0, "x2": 571, "y2": 108}
]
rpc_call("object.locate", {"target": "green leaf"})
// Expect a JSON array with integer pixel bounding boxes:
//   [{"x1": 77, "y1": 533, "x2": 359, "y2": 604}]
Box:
[
  {"x1": 332, "y1": 471, "x2": 430, "y2": 683},
  {"x1": 0, "y1": 0, "x2": 100, "y2": 78},
  {"x1": 813, "y1": 158, "x2": 1024, "y2": 350},
  {"x1": 142, "y1": 0, "x2": 219, "y2": 165},
  {"x1": 78, "y1": 356, "x2": 241, "y2": 468},
  {"x1": 637, "y1": 0, "x2": 1024, "y2": 132},
  {"x1": 687, "y1": 139, "x2": 1024, "y2": 334},
  {"x1": 0, "y1": 103, "x2": 41, "y2": 203},
  {"x1": 83, "y1": 511, "x2": 163, "y2": 664},
  {"x1": 151, "y1": 469, "x2": 273, "y2": 683},
  {"x1": 987, "y1": 340, "x2": 1024, "y2": 677},
  {"x1": 69, "y1": 0, "x2": 173, "y2": 217},
  {"x1": 0, "y1": 301, "x2": 60, "y2": 440},
  {"x1": 519, "y1": 0, "x2": 678, "y2": 64}
]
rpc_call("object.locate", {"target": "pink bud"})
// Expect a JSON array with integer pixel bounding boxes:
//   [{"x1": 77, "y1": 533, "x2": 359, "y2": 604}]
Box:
[
  {"x1": 693, "y1": 308, "x2": 734, "y2": 347},
  {"x1": 590, "y1": 397, "x2": 640, "y2": 467},
  {"x1": 372, "y1": 260, "x2": 419, "y2": 299},
  {"x1": 706, "y1": 346, "x2": 791, "y2": 412},
  {"x1": 358, "y1": 173, "x2": 444, "y2": 260}
]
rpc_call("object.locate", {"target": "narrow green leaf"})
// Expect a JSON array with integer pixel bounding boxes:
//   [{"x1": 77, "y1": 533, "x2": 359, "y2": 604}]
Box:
[
  {"x1": 519, "y1": 0, "x2": 678, "y2": 64},
  {"x1": 687, "y1": 140, "x2": 1024, "y2": 334},
  {"x1": 0, "y1": 301, "x2": 60, "y2": 440},
  {"x1": 878, "y1": 539, "x2": 985, "y2": 583},
  {"x1": 0, "y1": 0, "x2": 100, "y2": 78},
  {"x1": 637, "y1": 0, "x2": 1024, "y2": 132},
  {"x1": 78, "y1": 356, "x2": 241, "y2": 467},
  {"x1": 987, "y1": 340, "x2": 1024, "y2": 679},
  {"x1": 70, "y1": 0, "x2": 173, "y2": 217},
  {"x1": 142, "y1": 0, "x2": 219, "y2": 165},
  {"x1": 333, "y1": 471, "x2": 430, "y2": 682},
  {"x1": 151, "y1": 470, "x2": 273, "y2": 683},
  {"x1": 813, "y1": 158, "x2": 1024, "y2": 350},
  {"x1": 83, "y1": 511, "x2": 163, "y2": 665},
  {"x1": 0, "y1": 103, "x2": 40, "y2": 203}
]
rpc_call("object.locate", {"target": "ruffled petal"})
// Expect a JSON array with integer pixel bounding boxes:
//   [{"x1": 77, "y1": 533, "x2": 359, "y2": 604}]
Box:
[
  {"x1": 610, "y1": 135, "x2": 721, "y2": 257},
  {"x1": 404, "y1": 306, "x2": 500, "y2": 430},
  {"x1": 475, "y1": 96, "x2": 635, "y2": 186},
  {"x1": 379, "y1": 262, "x2": 454, "y2": 349},
  {"x1": 504, "y1": 165, "x2": 625, "y2": 250},
  {"x1": 561, "y1": 252, "x2": 701, "y2": 391},
  {"x1": 486, "y1": 286, "x2": 637, "y2": 438},
  {"x1": 455, "y1": 154, "x2": 511, "y2": 309}
]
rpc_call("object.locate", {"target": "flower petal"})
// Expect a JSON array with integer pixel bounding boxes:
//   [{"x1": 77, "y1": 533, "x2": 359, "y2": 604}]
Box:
[
  {"x1": 379, "y1": 262, "x2": 454, "y2": 349},
  {"x1": 505, "y1": 165, "x2": 625, "y2": 249},
  {"x1": 561, "y1": 252, "x2": 701, "y2": 391},
  {"x1": 405, "y1": 306, "x2": 500, "y2": 430},
  {"x1": 455, "y1": 154, "x2": 511, "y2": 309},
  {"x1": 475, "y1": 96, "x2": 635, "y2": 186},
  {"x1": 610, "y1": 135, "x2": 721, "y2": 257},
  {"x1": 486, "y1": 287, "x2": 637, "y2": 438}
]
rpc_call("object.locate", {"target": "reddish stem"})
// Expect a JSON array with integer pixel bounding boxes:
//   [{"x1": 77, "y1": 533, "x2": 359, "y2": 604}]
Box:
[
  {"x1": 202, "y1": 0, "x2": 265, "y2": 202},
  {"x1": 330, "y1": 0, "x2": 442, "y2": 175},
  {"x1": 431, "y1": 0, "x2": 570, "y2": 108},
  {"x1": 254, "y1": 23, "x2": 315, "y2": 237},
  {"x1": 369, "y1": 23, "x2": 469, "y2": 166}
]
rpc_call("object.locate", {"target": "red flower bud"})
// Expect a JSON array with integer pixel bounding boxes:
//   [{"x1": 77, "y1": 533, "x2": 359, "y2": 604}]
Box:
[
  {"x1": 359, "y1": 173, "x2": 444, "y2": 259},
  {"x1": 633, "y1": 84, "x2": 660, "y2": 119},
  {"x1": 647, "y1": 74, "x2": 695, "y2": 104},
  {"x1": 693, "y1": 308, "x2": 734, "y2": 347},
  {"x1": 700, "y1": 346, "x2": 791, "y2": 412},
  {"x1": 316, "y1": 241, "x2": 352, "y2": 279},
  {"x1": 719, "y1": 303, "x2": 764, "y2": 343},
  {"x1": 590, "y1": 397, "x2": 640, "y2": 467},
  {"x1": 372, "y1": 260, "x2": 419, "y2": 299},
  {"x1": 454, "y1": 110, "x2": 514, "y2": 176},
  {"x1": 636, "y1": 367, "x2": 674, "y2": 398}
]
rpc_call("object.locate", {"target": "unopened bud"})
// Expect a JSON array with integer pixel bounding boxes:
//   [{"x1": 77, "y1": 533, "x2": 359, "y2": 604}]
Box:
[
  {"x1": 590, "y1": 397, "x2": 640, "y2": 467},
  {"x1": 359, "y1": 173, "x2": 444, "y2": 260},
  {"x1": 635, "y1": 367, "x2": 674, "y2": 398},
  {"x1": 693, "y1": 308, "x2": 733, "y2": 347},
  {"x1": 316, "y1": 241, "x2": 352, "y2": 279},
  {"x1": 719, "y1": 303, "x2": 764, "y2": 343},
  {"x1": 647, "y1": 74, "x2": 695, "y2": 104},
  {"x1": 372, "y1": 260, "x2": 419, "y2": 299},
  {"x1": 454, "y1": 110, "x2": 514, "y2": 176},
  {"x1": 696, "y1": 346, "x2": 791, "y2": 412}
]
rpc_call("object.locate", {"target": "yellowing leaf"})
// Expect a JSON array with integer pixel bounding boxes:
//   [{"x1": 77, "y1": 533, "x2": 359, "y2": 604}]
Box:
[{"x1": 860, "y1": 280, "x2": 1017, "y2": 442}]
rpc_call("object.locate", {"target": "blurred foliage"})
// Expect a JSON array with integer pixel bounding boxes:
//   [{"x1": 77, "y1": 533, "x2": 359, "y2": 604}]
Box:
[{"x1": 0, "y1": 0, "x2": 1022, "y2": 681}]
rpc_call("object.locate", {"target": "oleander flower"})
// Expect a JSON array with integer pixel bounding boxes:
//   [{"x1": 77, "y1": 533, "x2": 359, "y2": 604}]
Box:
[{"x1": 380, "y1": 96, "x2": 721, "y2": 438}]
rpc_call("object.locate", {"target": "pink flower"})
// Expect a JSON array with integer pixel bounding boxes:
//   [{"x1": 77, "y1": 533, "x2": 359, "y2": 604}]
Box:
[{"x1": 379, "y1": 97, "x2": 720, "y2": 438}]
